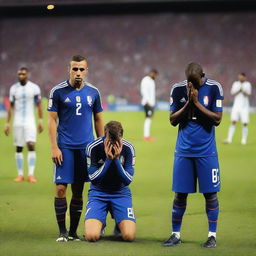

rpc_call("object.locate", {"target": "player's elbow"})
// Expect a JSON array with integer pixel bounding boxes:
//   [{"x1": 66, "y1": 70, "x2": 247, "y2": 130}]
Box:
[
  {"x1": 214, "y1": 120, "x2": 221, "y2": 126},
  {"x1": 169, "y1": 117, "x2": 178, "y2": 126},
  {"x1": 169, "y1": 113, "x2": 179, "y2": 126},
  {"x1": 214, "y1": 115, "x2": 222, "y2": 126}
]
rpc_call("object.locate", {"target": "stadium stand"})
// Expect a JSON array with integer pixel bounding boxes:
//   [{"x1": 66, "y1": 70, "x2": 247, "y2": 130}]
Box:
[{"x1": 0, "y1": 12, "x2": 255, "y2": 105}]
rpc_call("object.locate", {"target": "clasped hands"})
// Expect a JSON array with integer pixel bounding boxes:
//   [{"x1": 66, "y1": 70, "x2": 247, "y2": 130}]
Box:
[{"x1": 187, "y1": 81, "x2": 199, "y2": 104}]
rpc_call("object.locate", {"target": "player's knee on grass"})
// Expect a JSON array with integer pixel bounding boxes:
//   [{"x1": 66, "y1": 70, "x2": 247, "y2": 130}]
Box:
[
  {"x1": 84, "y1": 219, "x2": 102, "y2": 242},
  {"x1": 85, "y1": 231, "x2": 101, "y2": 242},
  {"x1": 118, "y1": 220, "x2": 136, "y2": 242},
  {"x1": 56, "y1": 184, "x2": 67, "y2": 198}
]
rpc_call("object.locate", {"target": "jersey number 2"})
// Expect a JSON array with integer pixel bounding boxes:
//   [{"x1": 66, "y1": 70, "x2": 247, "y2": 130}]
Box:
[{"x1": 76, "y1": 103, "x2": 82, "y2": 115}]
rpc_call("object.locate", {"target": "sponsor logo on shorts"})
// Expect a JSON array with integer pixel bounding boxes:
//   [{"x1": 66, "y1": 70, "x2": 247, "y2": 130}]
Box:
[{"x1": 213, "y1": 181, "x2": 220, "y2": 188}]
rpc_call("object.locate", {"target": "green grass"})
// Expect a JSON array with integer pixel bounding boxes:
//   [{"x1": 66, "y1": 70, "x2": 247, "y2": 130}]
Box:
[{"x1": 0, "y1": 105, "x2": 256, "y2": 256}]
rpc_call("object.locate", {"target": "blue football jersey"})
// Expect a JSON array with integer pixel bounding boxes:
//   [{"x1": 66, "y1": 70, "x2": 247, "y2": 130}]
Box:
[
  {"x1": 86, "y1": 137, "x2": 135, "y2": 194},
  {"x1": 170, "y1": 78, "x2": 224, "y2": 157},
  {"x1": 48, "y1": 80, "x2": 103, "y2": 149}
]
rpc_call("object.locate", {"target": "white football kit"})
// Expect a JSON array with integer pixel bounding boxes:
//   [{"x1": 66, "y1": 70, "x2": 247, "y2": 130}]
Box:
[
  {"x1": 140, "y1": 76, "x2": 156, "y2": 107},
  {"x1": 9, "y1": 81, "x2": 41, "y2": 146},
  {"x1": 230, "y1": 80, "x2": 251, "y2": 124}
]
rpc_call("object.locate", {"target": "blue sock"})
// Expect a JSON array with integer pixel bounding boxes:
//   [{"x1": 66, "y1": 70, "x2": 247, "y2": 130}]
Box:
[
  {"x1": 205, "y1": 194, "x2": 219, "y2": 233},
  {"x1": 172, "y1": 196, "x2": 187, "y2": 232}
]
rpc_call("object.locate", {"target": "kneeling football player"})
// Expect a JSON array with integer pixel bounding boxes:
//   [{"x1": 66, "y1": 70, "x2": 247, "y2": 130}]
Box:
[{"x1": 84, "y1": 121, "x2": 136, "y2": 242}]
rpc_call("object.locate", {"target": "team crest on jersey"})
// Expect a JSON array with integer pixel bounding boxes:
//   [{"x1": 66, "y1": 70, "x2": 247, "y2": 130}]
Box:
[
  {"x1": 203, "y1": 96, "x2": 209, "y2": 106},
  {"x1": 87, "y1": 96, "x2": 92, "y2": 107},
  {"x1": 76, "y1": 96, "x2": 81, "y2": 102}
]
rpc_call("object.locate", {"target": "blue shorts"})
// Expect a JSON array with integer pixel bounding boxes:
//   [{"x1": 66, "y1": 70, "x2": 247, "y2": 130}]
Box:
[
  {"x1": 53, "y1": 148, "x2": 88, "y2": 184},
  {"x1": 85, "y1": 192, "x2": 136, "y2": 225},
  {"x1": 172, "y1": 156, "x2": 220, "y2": 193}
]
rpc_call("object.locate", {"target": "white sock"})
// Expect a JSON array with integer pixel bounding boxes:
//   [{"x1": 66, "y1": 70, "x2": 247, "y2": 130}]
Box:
[
  {"x1": 15, "y1": 152, "x2": 24, "y2": 176},
  {"x1": 144, "y1": 118, "x2": 151, "y2": 137},
  {"x1": 28, "y1": 151, "x2": 36, "y2": 176},
  {"x1": 242, "y1": 126, "x2": 248, "y2": 144},
  {"x1": 227, "y1": 124, "x2": 235, "y2": 142},
  {"x1": 172, "y1": 232, "x2": 180, "y2": 239},
  {"x1": 208, "y1": 232, "x2": 216, "y2": 238}
]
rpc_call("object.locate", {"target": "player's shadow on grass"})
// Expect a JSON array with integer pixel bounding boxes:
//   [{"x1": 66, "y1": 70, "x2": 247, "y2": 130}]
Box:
[{"x1": 101, "y1": 235, "x2": 164, "y2": 244}]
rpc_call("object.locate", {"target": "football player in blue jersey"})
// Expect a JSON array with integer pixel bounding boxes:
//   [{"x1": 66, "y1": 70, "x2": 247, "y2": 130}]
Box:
[
  {"x1": 163, "y1": 62, "x2": 223, "y2": 248},
  {"x1": 84, "y1": 121, "x2": 136, "y2": 242},
  {"x1": 48, "y1": 55, "x2": 104, "y2": 242}
]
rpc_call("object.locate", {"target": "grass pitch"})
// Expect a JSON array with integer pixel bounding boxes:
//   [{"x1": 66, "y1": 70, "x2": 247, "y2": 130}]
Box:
[{"x1": 0, "y1": 105, "x2": 255, "y2": 256}]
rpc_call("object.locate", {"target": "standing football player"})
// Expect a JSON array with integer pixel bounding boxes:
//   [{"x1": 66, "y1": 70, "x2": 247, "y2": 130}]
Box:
[
  {"x1": 4, "y1": 67, "x2": 43, "y2": 183},
  {"x1": 48, "y1": 55, "x2": 104, "y2": 242},
  {"x1": 163, "y1": 62, "x2": 223, "y2": 248},
  {"x1": 84, "y1": 121, "x2": 136, "y2": 242},
  {"x1": 224, "y1": 73, "x2": 251, "y2": 145},
  {"x1": 140, "y1": 69, "x2": 158, "y2": 141}
]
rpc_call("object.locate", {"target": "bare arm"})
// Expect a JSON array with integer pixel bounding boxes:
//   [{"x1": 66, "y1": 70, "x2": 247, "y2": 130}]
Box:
[
  {"x1": 48, "y1": 111, "x2": 62, "y2": 165},
  {"x1": 36, "y1": 101, "x2": 44, "y2": 133},
  {"x1": 4, "y1": 103, "x2": 14, "y2": 136},
  {"x1": 169, "y1": 101, "x2": 191, "y2": 127},
  {"x1": 194, "y1": 102, "x2": 222, "y2": 126},
  {"x1": 94, "y1": 112, "x2": 104, "y2": 137}
]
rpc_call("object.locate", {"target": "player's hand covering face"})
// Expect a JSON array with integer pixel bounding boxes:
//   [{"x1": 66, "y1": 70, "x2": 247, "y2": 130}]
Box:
[
  {"x1": 112, "y1": 139, "x2": 123, "y2": 159},
  {"x1": 104, "y1": 139, "x2": 114, "y2": 160},
  {"x1": 69, "y1": 60, "x2": 88, "y2": 89},
  {"x1": 104, "y1": 138, "x2": 123, "y2": 160}
]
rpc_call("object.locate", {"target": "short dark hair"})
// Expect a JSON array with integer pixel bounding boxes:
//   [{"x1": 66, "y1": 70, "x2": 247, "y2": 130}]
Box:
[
  {"x1": 185, "y1": 62, "x2": 204, "y2": 89},
  {"x1": 240, "y1": 72, "x2": 246, "y2": 77},
  {"x1": 104, "y1": 121, "x2": 123, "y2": 141},
  {"x1": 71, "y1": 55, "x2": 86, "y2": 62},
  {"x1": 150, "y1": 69, "x2": 158, "y2": 74},
  {"x1": 19, "y1": 67, "x2": 29, "y2": 72},
  {"x1": 185, "y1": 62, "x2": 204, "y2": 78}
]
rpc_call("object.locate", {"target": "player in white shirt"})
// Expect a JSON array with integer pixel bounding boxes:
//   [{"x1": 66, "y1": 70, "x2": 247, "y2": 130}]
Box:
[
  {"x1": 224, "y1": 73, "x2": 251, "y2": 145},
  {"x1": 4, "y1": 67, "x2": 43, "y2": 182},
  {"x1": 140, "y1": 69, "x2": 158, "y2": 141}
]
